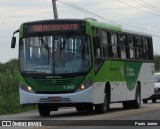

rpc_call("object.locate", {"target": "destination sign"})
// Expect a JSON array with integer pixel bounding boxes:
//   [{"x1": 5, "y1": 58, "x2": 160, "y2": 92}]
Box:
[{"x1": 24, "y1": 22, "x2": 85, "y2": 34}]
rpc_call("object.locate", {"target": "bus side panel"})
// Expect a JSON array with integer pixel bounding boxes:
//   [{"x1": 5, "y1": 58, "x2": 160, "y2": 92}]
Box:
[
  {"x1": 110, "y1": 83, "x2": 137, "y2": 102},
  {"x1": 92, "y1": 82, "x2": 105, "y2": 104},
  {"x1": 137, "y1": 63, "x2": 154, "y2": 99}
]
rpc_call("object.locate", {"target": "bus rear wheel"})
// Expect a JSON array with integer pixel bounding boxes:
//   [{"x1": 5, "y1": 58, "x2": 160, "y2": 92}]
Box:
[
  {"x1": 95, "y1": 94, "x2": 109, "y2": 114},
  {"x1": 152, "y1": 99, "x2": 157, "y2": 103},
  {"x1": 132, "y1": 85, "x2": 141, "y2": 109},
  {"x1": 38, "y1": 104, "x2": 50, "y2": 116},
  {"x1": 123, "y1": 85, "x2": 141, "y2": 109}
]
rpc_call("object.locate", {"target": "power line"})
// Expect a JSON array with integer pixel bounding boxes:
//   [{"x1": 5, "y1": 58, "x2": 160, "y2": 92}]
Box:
[
  {"x1": 131, "y1": 0, "x2": 160, "y2": 14},
  {"x1": 59, "y1": 0, "x2": 160, "y2": 36},
  {"x1": 117, "y1": 0, "x2": 160, "y2": 17},
  {"x1": 59, "y1": 0, "x2": 121, "y2": 25},
  {"x1": 58, "y1": 0, "x2": 160, "y2": 37},
  {"x1": 139, "y1": 0, "x2": 160, "y2": 12}
]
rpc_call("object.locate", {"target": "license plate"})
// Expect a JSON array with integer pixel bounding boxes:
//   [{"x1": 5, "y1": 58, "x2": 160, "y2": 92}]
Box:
[{"x1": 48, "y1": 97, "x2": 61, "y2": 101}]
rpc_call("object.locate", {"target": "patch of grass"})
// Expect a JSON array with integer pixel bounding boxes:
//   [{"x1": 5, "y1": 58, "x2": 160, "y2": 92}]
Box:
[{"x1": 0, "y1": 59, "x2": 36, "y2": 115}]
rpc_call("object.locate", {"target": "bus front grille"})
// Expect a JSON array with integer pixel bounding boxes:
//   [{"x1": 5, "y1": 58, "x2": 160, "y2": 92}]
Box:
[{"x1": 34, "y1": 78, "x2": 75, "y2": 86}]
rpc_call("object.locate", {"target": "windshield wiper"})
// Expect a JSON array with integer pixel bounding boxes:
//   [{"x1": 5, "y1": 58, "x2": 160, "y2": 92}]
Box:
[{"x1": 39, "y1": 37, "x2": 49, "y2": 49}]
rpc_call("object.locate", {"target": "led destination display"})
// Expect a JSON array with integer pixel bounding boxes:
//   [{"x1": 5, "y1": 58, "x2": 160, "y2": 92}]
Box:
[{"x1": 24, "y1": 22, "x2": 85, "y2": 35}]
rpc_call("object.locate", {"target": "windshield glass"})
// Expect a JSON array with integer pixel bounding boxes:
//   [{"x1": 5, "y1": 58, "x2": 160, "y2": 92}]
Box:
[
  {"x1": 19, "y1": 35, "x2": 91, "y2": 74},
  {"x1": 155, "y1": 74, "x2": 160, "y2": 83}
]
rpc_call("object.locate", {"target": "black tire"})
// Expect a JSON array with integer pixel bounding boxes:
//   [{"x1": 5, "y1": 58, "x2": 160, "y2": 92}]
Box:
[
  {"x1": 132, "y1": 85, "x2": 141, "y2": 109},
  {"x1": 95, "y1": 94, "x2": 109, "y2": 114},
  {"x1": 76, "y1": 106, "x2": 84, "y2": 112},
  {"x1": 152, "y1": 99, "x2": 157, "y2": 103},
  {"x1": 122, "y1": 101, "x2": 132, "y2": 109},
  {"x1": 38, "y1": 104, "x2": 50, "y2": 116},
  {"x1": 85, "y1": 104, "x2": 94, "y2": 112},
  {"x1": 143, "y1": 99, "x2": 148, "y2": 104}
]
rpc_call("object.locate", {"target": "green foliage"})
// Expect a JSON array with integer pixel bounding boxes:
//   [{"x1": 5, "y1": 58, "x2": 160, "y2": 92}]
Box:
[
  {"x1": 0, "y1": 59, "x2": 35, "y2": 115},
  {"x1": 154, "y1": 53, "x2": 160, "y2": 72}
]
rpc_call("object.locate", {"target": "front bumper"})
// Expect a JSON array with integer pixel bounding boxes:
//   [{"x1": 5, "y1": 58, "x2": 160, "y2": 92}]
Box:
[{"x1": 19, "y1": 86, "x2": 102, "y2": 105}]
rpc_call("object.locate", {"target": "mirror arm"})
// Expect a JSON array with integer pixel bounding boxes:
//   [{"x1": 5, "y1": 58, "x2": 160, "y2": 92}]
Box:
[{"x1": 13, "y1": 29, "x2": 19, "y2": 36}]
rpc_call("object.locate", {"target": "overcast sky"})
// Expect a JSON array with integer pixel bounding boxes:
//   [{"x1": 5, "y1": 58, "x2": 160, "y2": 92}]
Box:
[{"x1": 1, "y1": 0, "x2": 160, "y2": 63}]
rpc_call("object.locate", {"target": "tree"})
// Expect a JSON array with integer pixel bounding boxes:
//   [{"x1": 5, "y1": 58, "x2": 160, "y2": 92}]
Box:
[{"x1": 154, "y1": 53, "x2": 160, "y2": 72}]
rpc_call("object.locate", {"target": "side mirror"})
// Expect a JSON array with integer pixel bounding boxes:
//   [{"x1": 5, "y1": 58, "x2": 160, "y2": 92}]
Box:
[
  {"x1": 11, "y1": 29, "x2": 19, "y2": 49},
  {"x1": 11, "y1": 37, "x2": 16, "y2": 48}
]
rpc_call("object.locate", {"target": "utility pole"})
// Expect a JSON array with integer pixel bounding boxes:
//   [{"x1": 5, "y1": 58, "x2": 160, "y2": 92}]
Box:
[{"x1": 52, "y1": 0, "x2": 58, "y2": 19}]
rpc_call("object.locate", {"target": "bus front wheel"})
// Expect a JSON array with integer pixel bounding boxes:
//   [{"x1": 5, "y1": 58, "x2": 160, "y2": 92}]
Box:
[
  {"x1": 122, "y1": 101, "x2": 132, "y2": 109},
  {"x1": 143, "y1": 99, "x2": 148, "y2": 104},
  {"x1": 76, "y1": 106, "x2": 84, "y2": 112},
  {"x1": 38, "y1": 104, "x2": 51, "y2": 116}
]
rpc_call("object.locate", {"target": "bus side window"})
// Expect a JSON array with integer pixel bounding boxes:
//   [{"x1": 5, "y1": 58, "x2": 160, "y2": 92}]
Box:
[
  {"x1": 119, "y1": 33, "x2": 127, "y2": 59},
  {"x1": 135, "y1": 36, "x2": 143, "y2": 60},
  {"x1": 148, "y1": 38, "x2": 154, "y2": 61},
  {"x1": 127, "y1": 35, "x2": 135, "y2": 59},
  {"x1": 111, "y1": 32, "x2": 118, "y2": 58},
  {"x1": 142, "y1": 37, "x2": 149, "y2": 60},
  {"x1": 93, "y1": 28, "x2": 103, "y2": 70},
  {"x1": 101, "y1": 30, "x2": 109, "y2": 58}
]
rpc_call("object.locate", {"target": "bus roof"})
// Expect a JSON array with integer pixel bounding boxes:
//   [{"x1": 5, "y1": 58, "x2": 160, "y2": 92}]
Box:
[
  {"x1": 21, "y1": 19, "x2": 152, "y2": 37},
  {"x1": 22, "y1": 19, "x2": 85, "y2": 25},
  {"x1": 85, "y1": 19, "x2": 122, "y2": 32},
  {"x1": 122, "y1": 29, "x2": 152, "y2": 37},
  {"x1": 86, "y1": 19, "x2": 152, "y2": 37}
]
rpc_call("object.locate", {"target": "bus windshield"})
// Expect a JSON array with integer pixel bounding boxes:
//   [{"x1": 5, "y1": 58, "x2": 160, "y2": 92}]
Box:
[{"x1": 19, "y1": 35, "x2": 92, "y2": 75}]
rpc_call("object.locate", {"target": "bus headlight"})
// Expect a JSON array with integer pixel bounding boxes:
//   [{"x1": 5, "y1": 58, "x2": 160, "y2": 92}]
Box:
[
  {"x1": 79, "y1": 84, "x2": 85, "y2": 90},
  {"x1": 76, "y1": 81, "x2": 93, "y2": 92},
  {"x1": 20, "y1": 84, "x2": 35, "y2": 93}
]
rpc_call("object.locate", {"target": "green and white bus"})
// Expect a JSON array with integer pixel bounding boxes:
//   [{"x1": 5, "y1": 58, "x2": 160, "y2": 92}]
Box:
[{"x1": 11, "y1": 19, "x2": 155, "y2": 116}]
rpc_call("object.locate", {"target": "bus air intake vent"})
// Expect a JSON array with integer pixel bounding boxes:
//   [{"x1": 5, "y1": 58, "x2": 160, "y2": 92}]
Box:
[{"x1": 34, "y1": 78, "x2": 75, "y2": 86}]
